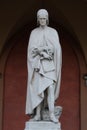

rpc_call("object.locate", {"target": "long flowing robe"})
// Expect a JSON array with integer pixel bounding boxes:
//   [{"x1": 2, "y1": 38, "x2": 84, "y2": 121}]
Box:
[{"x1": 26, "y1": 26, "x2": 62, "y2": 114}]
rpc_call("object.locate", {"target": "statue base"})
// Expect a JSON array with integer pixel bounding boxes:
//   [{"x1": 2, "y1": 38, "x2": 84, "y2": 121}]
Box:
[{"x1": 24, "y1": 121, "x2": 61, "y2": 130}]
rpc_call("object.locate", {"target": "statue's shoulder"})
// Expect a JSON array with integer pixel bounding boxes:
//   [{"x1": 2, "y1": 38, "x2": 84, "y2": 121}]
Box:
[
  {"x1": 31, "y1": 27, "x2": 39, "y2": 34},
  {"x1": 29, "y1": 28, "x2": 39, "y2": 39},
  {"x1": 48, "y1": 27, "x2": 58, "y2": 34}
]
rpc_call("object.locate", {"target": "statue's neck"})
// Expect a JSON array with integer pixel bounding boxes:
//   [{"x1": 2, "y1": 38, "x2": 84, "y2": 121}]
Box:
[{"x1": 40, "y1": 25, "x2": 47, "y2": 30}]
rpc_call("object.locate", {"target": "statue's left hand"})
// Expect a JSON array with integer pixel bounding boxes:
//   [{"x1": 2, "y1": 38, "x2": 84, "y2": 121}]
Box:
[{"x1": 40, "y1": 52, "x2": 52, "y2": 60}]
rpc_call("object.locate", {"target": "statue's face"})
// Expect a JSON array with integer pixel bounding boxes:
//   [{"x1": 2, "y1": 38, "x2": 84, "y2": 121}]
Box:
[{"x1": 38, "y1": 15, "x2": 47, "y2": 27}]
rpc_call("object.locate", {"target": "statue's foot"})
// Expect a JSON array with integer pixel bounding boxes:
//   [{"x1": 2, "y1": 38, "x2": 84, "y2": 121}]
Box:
[
  {"x1": 49, "y1": 113, "x2": 58, "y2": 123},
  {"x1": 31, "y1": 115, "x2": 41, "y2": 121}
]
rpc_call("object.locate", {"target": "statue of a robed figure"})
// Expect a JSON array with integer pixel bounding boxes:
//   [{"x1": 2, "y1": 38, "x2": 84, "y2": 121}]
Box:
[{"x1": 25, "y1": 9, "x2": 62, "y2": 130}]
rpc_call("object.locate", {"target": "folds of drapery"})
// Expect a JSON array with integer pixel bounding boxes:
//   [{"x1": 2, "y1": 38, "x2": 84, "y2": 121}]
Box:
[{"x1": 25, "y1": 26, "x2": 62, "y2": 114}]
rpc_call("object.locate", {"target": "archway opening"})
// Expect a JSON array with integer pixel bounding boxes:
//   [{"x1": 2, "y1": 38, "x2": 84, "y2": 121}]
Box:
[{"x1": 3, "y1": 23, "x2": 80, "y2": 130}]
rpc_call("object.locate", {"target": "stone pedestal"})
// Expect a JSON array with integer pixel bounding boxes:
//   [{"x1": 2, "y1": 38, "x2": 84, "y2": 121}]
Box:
[{"x1": 24, "y1": 121, "x2": 61, "y2": 130}]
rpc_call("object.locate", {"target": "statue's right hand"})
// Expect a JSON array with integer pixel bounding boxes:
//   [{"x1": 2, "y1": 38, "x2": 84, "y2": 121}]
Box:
[{"x1": 31, "y1": 48, "x2": 39, "y2": 57}]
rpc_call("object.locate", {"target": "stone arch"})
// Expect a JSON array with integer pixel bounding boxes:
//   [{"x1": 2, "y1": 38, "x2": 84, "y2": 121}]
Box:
[{"x1": 0, "y1": 14, "x2": 86, "y2": 130}]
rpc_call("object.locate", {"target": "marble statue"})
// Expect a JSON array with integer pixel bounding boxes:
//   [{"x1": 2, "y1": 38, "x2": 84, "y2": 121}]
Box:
[{"x1": 25, "y1": 9, "x2": 62, "y2": 124}]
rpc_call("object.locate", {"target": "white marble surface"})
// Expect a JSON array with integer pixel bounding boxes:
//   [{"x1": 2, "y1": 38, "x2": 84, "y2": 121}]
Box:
[
  {"x1": 26, "y1": 9, "x2": 62, "y2": 115},
  {"x1": 25, "y1": 9, "x2": 62, "y2": 125},
  {"x1": 24, "y1": 121, "x2": 61, "y2": 130}
]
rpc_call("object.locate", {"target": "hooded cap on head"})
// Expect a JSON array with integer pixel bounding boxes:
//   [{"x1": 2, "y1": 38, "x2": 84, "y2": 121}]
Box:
[
  {"x1": 37, "y1": 9, "x2": 49, "y2": 25},
  {"x1": 37, "y1": 9, "x2": 49, "y2": 19}
]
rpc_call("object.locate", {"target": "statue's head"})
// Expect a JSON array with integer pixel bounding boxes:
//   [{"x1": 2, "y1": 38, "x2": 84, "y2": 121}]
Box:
[{"x1": 37, "y1": 9, "x2": 49, "y2": 26}]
